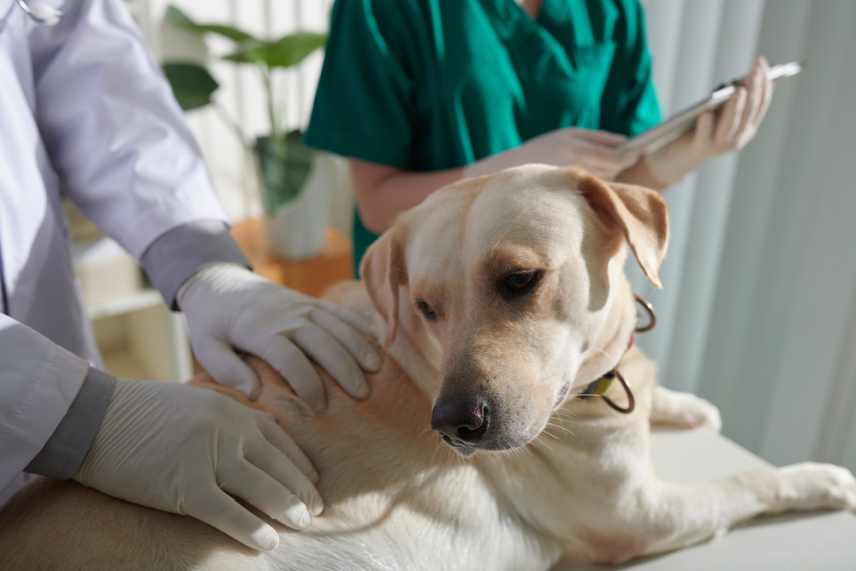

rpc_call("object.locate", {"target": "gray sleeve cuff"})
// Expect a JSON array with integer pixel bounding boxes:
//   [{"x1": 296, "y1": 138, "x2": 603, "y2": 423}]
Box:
[
  {"x1": 25, "y1": 367, "x2": 116, "y2": 479},
  {"x1": 140, "y1": 220, "x2": 250, "y2": 309}
]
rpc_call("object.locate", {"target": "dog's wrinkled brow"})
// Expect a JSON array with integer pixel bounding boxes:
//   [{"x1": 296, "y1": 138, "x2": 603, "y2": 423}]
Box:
[
  {"x1": 482, "y1": 246, "x2": 548, "y2": 277},
  {"x1": 410, "y1": 278, "x2": 446, "y2": 306}
]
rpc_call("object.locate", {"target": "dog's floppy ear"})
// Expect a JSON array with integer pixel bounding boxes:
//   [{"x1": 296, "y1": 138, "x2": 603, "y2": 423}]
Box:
[
  {"x1": 360, "y1": 224, "x2": 407, "y2": 346},
  {"x1": 576, "y1": 172, "x2": 669, "y2": 287}
]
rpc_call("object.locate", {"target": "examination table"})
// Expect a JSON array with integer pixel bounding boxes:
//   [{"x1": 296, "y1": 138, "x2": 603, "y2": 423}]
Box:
[{"x1": 555, "y1": 429, "x2": 856, "y2": 570}]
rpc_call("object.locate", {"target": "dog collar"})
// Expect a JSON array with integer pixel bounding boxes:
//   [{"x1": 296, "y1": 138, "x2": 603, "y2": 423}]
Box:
[
  {"x1": 581, "y1": 371, "x2": 622, "y2": 398},
  {"x1": 577, "y1": 294, "x2": 656, "y2": 414},
  {"x1": 579, "y1": 333, "x2": 634, "y2": 396}
]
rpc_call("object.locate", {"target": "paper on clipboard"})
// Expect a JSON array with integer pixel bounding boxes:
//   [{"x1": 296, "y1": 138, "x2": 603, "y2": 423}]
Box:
[{"x1": 616, "y1": 61, "x2": 803, "y2": 155}]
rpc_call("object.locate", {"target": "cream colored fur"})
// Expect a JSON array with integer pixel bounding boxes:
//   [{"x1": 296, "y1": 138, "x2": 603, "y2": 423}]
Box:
[{"x1": 1, "y1": 165, "x2": 853, "y2": 570}]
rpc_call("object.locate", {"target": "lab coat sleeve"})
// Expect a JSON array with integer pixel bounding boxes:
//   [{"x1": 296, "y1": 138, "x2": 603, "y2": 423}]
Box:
[
  {"x1": 25, "y1": 367, "x2": 115, "y2": 479},
  {"x1": 140, "y1": 219, "x2": 250, "y2": 309},
  {"x1": 0, "y1": 314, "x2": 91, "y2": 492},
  {"x1": 30, "y1": 0, "x2": 229, "y2": 260}
]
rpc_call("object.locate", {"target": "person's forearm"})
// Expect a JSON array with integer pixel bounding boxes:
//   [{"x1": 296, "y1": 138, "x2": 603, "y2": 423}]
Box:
[
  {"x1": 353, "y1": 164, "x2": 464, "y2": 234},
  {"x1": 615, "y1": 126, "x2": 707, "y2": 192},
  {"x1": 352, "y1": 125, "x2": 641, "y2": 232},
  {"x1": 615, "y1": 156, "x2": 667, "y2": 191}
]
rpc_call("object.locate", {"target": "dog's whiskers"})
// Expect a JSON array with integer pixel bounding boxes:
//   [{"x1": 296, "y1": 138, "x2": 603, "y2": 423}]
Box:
[
  {"x1": 530, "y1": 438, "x2": 556, "y2": 457},
  {"x1": 545, "y1": 421, "x2": 574, "y2": 437},
  {"x1": 539, "y1": 428, "x2": 560, "y2": 441}
]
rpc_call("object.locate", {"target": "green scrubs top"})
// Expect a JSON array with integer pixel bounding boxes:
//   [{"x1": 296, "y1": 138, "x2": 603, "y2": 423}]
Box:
[{"x1": 305, "y1": 0, "x2": 662, "y2": 274}]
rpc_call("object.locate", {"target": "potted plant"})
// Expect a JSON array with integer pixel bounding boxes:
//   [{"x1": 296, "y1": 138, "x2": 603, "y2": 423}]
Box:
[{"x1": 160, "y1": 5, "x2": 330, "y2": 259}]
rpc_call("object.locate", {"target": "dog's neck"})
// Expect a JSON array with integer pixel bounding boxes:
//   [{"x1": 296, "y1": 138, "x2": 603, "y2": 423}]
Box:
[{"x1": 573, "y1": 276, "x2": 638, "y2": 390}]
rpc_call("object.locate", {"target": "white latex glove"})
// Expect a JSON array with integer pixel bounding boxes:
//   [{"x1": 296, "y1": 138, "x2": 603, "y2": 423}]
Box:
[
  {"x1": 464, "y1": 128, "x2": 639, "y2": 181},
  {"x1": 178, "y1": 264, "x2": 380, "y2": 410},
  {"x1": 644, "y1": 56, "x2": 774, "y2": 186},
  {"x1": 75, "y1": 379, "x2": 321, "y2": 551}
]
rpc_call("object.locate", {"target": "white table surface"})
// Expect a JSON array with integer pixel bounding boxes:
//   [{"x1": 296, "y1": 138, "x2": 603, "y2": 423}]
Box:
[{"x1": 554, "y1": 429, "x2": 856, "y2": 570}]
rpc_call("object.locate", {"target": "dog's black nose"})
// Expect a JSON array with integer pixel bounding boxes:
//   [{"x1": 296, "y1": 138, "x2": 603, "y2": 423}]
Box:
[{"x1": 431, "y1": 397, "x2": 490, "y2": 443}]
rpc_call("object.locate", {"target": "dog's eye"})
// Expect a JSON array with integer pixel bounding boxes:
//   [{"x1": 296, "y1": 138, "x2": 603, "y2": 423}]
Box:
[
  {"x1": 415, "y1": 300, "x2": 438, "y2": 321},
  {"x1": 499, "y1": 270, "x2": 544, "y2": 298}
]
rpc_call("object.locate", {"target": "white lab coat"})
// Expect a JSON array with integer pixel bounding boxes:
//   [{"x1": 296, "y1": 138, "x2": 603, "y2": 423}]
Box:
[{"x1": 0, "y1": 0, "x2": 226, "y2": 503}]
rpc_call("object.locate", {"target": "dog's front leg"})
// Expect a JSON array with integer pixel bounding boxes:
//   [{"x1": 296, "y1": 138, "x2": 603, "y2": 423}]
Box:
[
  {"x1": 638, "y1": 463, "x2": 856, "y2": 556},
  {"x1": 649, "y1": 386, "x2": 721, "y2": 431}
]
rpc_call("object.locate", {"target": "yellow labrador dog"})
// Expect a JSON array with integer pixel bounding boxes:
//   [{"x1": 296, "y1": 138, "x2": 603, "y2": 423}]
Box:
[{"x1": 2, "y1": 166, "x2": 854, "y2": 569}]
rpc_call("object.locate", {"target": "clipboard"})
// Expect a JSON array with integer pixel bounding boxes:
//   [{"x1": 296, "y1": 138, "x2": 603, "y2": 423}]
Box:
[{"x1": 616, "y1": 61, "x2": 803, "y2": 155}]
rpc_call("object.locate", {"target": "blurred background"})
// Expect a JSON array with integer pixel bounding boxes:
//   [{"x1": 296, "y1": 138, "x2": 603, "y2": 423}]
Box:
[{"x1": 81, "y1": 0, "x2": 854, "y2": 472}]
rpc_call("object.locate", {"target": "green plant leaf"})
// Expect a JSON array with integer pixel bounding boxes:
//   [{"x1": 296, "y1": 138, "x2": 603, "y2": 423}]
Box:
[
  {"x1": 165, "y1": 5, "x2": 256, "y2": 43},
  {"x1": 162, "y1": 62, "x2": 219, "y2": 111},
  {"x1": 255, "y1": 132, "x2": 314, "y2": 207},
  {"x1": 223, "y1": 32, "x2": 326, "y2": 68}
]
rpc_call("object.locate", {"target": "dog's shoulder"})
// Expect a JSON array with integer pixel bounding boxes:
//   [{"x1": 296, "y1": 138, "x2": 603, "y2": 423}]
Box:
[{"x1": 322, "y1": 280, "x2": 372, "y2": 312}]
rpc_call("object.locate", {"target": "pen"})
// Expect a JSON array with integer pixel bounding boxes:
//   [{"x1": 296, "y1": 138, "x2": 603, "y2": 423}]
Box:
[{"x1": 715, "y1": 60, "x2": 804, "y2": 92}]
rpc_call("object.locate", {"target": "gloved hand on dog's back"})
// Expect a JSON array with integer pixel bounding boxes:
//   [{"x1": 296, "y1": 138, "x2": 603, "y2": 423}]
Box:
[
  {"x1": 178, "y1": 263, "x2": 381, "y2": 410},
  {"x1": 74, "y1": 377, "x2": 320, "y2": 551},
  {"x1": 73, "y1": 263, "x2": 385, "y2": 550}
]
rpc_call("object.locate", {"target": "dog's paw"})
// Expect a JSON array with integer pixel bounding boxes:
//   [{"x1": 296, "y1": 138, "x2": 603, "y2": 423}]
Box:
[
  {"x1": 681, "y1": 396, "x2": 721, "y2": 432},
  {"x1": 650, "y1": 389, "x2": 722, "y2": 432},
  {"x1": 777, "y1": 462, "x2": 856, "y2": 512}
]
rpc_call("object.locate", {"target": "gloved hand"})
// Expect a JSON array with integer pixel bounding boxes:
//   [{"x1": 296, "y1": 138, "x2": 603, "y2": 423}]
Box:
[
  {"x1": 464, "y1": 128, "x2": 639, "y2": 181},
  {"x1": 644, "y1": 56, "x2": 774, "y2": 186},
  {"x1": 74, "y1": 378, "x2": 320, "y2": 551},
  {"x1": 178, "y1": 263, "x2": 381, "y2": 410}
]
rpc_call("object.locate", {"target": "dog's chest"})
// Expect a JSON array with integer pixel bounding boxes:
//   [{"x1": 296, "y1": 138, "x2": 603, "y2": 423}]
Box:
[{"x1": 268, "y1": 465, "x2": 560, "y2": 571}]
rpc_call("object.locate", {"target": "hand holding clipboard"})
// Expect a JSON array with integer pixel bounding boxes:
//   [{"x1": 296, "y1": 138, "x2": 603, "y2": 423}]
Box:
[
  {"x1": 618, "y1": 60, "x2": 803, "y2": 156},
  {"x1": 611, "y1": 57, "x2": 802, "y2": 187}
]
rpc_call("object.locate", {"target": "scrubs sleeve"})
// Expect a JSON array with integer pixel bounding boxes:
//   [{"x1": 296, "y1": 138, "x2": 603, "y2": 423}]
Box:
[
  {"x1": 29, "y1": 0, "x2": 228, "y2": 260},
  {"x1": 0, "y1": 315, "x2": 90, "y2": 492},
  {"x1": 304, "y1": 0, "x2": 415, "y2": 168},
  {"x1": 599, "y1": 0, "x2": 662, "y2": 137}
]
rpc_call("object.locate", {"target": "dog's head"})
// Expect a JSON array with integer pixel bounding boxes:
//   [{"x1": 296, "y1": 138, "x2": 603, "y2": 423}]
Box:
[{"x1": 361, "y1": 165, "x2": 668, "y2": 455}]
